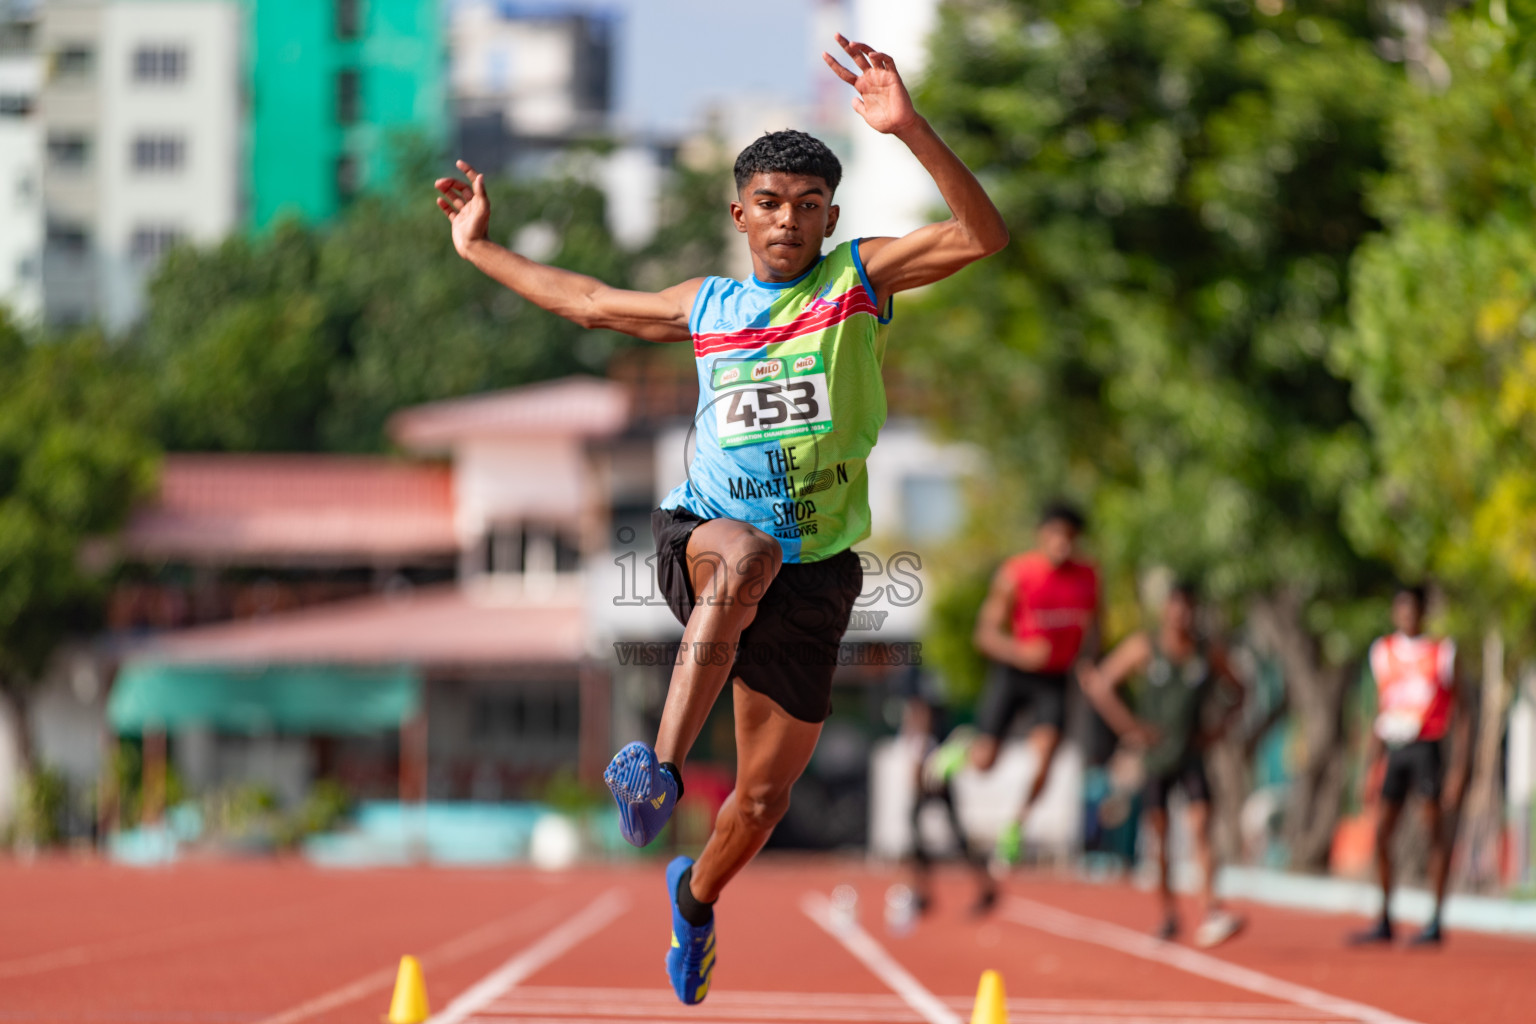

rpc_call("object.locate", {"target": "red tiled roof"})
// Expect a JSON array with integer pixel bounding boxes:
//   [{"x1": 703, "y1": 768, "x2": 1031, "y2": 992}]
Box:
[
  {"x1": 124, "y1": 455, "x2": 456, "y2": 564},
  {"x1": 390, "y1": 376, "x2": 630, "y2": 452},
  {"x1": 128, "y1": 585, "x2": 586, "y2": 667}
]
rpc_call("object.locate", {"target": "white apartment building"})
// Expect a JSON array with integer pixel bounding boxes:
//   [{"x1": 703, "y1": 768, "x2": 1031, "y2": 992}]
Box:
[
  {"x1": 35, "y1": 0, "x2": 239, "y2": 331},
  {"x1": 97, "y1": 0, "x2": 240, "y2": 328},
  {"x1": 0, "y1": 3, "x2": 43, "y2": 322},
  {"x1": 37, "y1": 0, "x2": 101, "y2": 327}
]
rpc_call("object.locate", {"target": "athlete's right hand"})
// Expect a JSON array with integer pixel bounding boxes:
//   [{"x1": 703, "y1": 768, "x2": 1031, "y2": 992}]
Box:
[
  {"x1": 1123, "y1": 720, "x2": 1160, "y2": 749},
  {"x1": 434, "y1": 159, "x2": 491, "y2": 259},
  {"x1": 1013, "y1": 636, "x2": 1053, "y2": 671}
]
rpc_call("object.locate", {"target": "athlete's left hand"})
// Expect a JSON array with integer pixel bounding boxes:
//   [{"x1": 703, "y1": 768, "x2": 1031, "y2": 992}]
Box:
[{"x1": 823, "y1": 34, "x2": 919, "y2": 135}]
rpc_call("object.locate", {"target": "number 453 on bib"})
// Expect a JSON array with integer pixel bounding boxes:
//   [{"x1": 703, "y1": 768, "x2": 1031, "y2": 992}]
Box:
[{"x1": 711, "y1": 353, "x2": 834, "y2": 448}]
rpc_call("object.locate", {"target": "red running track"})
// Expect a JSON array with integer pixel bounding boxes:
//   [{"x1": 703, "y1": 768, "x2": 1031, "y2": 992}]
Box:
[{"x1": 0, "y1": 856, "x2": 1529, "y2": 1024}]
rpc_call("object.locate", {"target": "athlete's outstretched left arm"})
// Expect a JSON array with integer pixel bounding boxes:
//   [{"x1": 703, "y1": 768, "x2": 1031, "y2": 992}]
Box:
[{"x1": 823, "y1": 35, "x2": 1009, "y2": 303}]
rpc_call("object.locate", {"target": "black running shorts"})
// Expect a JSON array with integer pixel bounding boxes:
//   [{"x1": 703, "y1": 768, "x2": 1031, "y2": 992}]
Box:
[
  {"x1": 1380, "y1": 739, "x2": 1444, "y2": 804},
  {"x1": 1143, "y1": 755, "x2": 1212, "y2": 811},
  {"x1": 975, "y1": 663, "x2": 1070, "y2": 739},
  {"x1": 651, "y1": 506, "x2": 863, "y2": 724}
]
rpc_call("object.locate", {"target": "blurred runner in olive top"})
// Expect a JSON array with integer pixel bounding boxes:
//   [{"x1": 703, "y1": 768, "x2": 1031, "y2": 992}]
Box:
[{"x1": 1083, "y1": 582, "x2": 1246, "y2": 948}]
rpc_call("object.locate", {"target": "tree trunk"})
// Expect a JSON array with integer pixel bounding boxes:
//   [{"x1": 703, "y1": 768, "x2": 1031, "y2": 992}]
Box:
[
  {"x1": 0, "y1": 679, "x2": 36, "y2": 775},
  {"x1": 1457, "y1": 628, "x2": 1510, "y2": 892},
  {"x1": 1246, "y1": 590, "x2": 1352, "y2": 872}
]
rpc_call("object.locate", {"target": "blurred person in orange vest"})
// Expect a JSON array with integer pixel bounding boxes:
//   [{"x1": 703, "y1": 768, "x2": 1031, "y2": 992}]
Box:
[
  {"x1": 1348, "y1": 584, "x2": 1469, "y2": 948},
  {"x1": 970, "y1": 501, "x2": 1100, "y2": 865}
]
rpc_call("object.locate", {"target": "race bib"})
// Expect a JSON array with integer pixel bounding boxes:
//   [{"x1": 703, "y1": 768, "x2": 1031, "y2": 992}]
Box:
[
  {"x1": 710, "y1": 353, "x2": 834, "y2": 448},
  {"x1": 1376, "y1": 709, "x2": 1424, "y2": 748}
]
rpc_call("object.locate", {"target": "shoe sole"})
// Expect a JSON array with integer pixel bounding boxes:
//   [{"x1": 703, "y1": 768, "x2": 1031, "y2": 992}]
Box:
[{"x1": 605, "y1": 742, "x2": 657, "y2": 807}]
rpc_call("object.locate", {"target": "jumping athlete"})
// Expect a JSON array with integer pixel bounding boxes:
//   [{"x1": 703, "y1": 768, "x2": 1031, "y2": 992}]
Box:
[
  {"x1": 1082, "y1": 582, "x2": 1246, "y2": 947},
  {"x1": 434, "y1": 35, "x2": 1007, "y2": 1004},
  {"x1": 1348, "y1": 585, "x2": 1468, "y2": 948},
  {"x1": 970, "y1": 502, "x2": 1100, "y2": 865}
]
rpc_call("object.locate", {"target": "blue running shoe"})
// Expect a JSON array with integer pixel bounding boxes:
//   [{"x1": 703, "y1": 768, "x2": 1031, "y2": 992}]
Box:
[
  {"x1": 604, "y1": 741, "x2": 677, "y2": 848},
  {"x1": 665, "y1": 856, "x2": 716, "y2": 1005}
]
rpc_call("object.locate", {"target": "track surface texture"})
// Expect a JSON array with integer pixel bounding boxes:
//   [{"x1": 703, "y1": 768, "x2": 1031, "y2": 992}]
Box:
[{"x1": 0, "y1": 856, "x2": 1529, "y2": 1023}]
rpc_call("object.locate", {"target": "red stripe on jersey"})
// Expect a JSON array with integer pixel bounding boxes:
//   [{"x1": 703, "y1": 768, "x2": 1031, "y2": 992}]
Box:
[{"x1": 692, "y1": 286, "x2": 879, "y2": 356}]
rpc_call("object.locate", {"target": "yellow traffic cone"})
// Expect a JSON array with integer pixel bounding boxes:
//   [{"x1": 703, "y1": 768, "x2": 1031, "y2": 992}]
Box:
[
  {"x1": 385, "y1": 955, "x2": 430, "y2": 1024},
  {"x1": 969, "y1": 969, "x2": 1007, "y2": 1024}
]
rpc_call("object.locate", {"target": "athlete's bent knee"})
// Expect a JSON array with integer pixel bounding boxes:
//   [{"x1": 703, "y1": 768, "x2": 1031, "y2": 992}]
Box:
[
  {"x1": 738, "y1": 786, "x2": 791, "y2": 834},
  {"x1": 729, "y1": 535, "x2": 782, "y2": 595}
]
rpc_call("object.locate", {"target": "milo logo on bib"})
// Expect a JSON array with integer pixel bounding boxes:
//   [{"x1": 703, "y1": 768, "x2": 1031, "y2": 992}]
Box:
[{"x1": 710, "y1": 352, "x2": 834, "y2": 448}]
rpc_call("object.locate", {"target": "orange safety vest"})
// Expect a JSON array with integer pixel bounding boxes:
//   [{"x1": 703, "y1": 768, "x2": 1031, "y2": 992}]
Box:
[{"x1": 1369, "y1": 633, "x2": 1455, "y2": 746}]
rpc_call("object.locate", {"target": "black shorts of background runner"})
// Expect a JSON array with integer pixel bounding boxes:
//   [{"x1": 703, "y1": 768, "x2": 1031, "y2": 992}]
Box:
[
  {"x1": 651, "y1": 506, "x2": 863, "y2": 724},
  {"x1": 975, "y1": 663, "x2": 1070, "y2": 739},
  {"x1": 1380, "y1": 739, "x2": 1444, "y2": 804},
  {"x1": 1143, "y1": 754, "x2": 1212, "y2": 811}
]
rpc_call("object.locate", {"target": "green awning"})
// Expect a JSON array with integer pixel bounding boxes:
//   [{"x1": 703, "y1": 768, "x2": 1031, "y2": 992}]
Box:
[{"x1": 108, "y1": 663, "x2": 421, "y2": 735}]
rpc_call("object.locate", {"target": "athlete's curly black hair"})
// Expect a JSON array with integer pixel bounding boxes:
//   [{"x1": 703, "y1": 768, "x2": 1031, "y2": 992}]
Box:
[
  {"x1": 733, "y1": 130, "x2": 843, "y2": 193},
  {"x1": 1038, "y1": 499, "x2": 1087, "y2": 533}
]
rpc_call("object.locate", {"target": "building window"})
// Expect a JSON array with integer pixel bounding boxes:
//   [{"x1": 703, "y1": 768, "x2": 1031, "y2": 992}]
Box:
[
  {"x1": 133, "y1": 45, "x2": 187, "y2": 83},
  {"x1": 54, "y1": 44, "x2": 94, "y2": 79},
  {"x1": 0, "y1": 93, "x2": 32, "y2": 116},
  {"x1": 47, "y1": 221, "x2": 90, "y2": 255},
  {"x1": 336, "y1": 0, "x2": 362, "y2": 40},
  {"x1": 479, "y1": 523, "x2": 581, "y2": 578},
  {"x1": 130, "y1": 225, "x2": 185, "y2": 262},
  {"x1": 0, "y1": 20, "x2": 36, "y2": 56},
  {"x1": 335, "y1": 153, "x2": 360, "y2": 201},
  {"x1": 469, "y1": 687, "x2": 580, "y2": 757},
  {"x1": 47, "y1": 132, "x2": 90, "y2": 170},
  {"x1": 336, "y1": 69, "x2": 360, "y2": 124},
  {"x1": 132, "y1": 134, "x2": 185, "y2": 172},
  {"x1": 899, "y1": 473, "x2": 965, "y2": 542}
]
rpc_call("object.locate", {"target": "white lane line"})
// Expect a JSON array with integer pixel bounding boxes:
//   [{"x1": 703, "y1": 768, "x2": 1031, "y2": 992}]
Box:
[
  {"x1": 800, "y1": 893, "x2": 963, "y2": 1024},
  {"x1": 502, "y1": 988, "x2": 1336, "y2": 1017},
  {"x1": 432, "y1": 888, "x2": 630, "y2": 1024},
  {"x1": 473, "y1": 1018, "x2": 1332, "y2": 1024},
  {"x1": 484, "y1": 998, "x2": 1339, "y2": 1024},
  {"x1": 252, "y1": 893, "x2": 573, "y2": 1024},
  {"x1": 1001, "y1": 897, "x2": 1424, "y2": 1024}
]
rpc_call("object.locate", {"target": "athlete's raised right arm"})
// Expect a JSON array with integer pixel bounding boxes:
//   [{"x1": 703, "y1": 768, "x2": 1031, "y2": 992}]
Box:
[{"x1": 435, "y1": 160, "x2": 700, "y2": 344}]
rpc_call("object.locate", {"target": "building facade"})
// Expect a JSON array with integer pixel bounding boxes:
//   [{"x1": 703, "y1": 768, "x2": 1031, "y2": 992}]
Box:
[
  {"x1": 247, "y1": 0, "x2": 446, "y2": 230},
  {"x1": 0, "y1": 2, "x2": 43, "y2": 322},
  {"x1": 32, "y1": 0, "x2": 242, "y2": 330}
]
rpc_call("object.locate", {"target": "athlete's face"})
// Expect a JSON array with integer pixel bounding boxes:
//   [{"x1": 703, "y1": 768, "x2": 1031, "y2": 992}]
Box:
[
  {"x1": 1161, "y1": 592, "x2": 1196, "y2": 635},
  {"x1": 1037, "y1": 520, "x2": 1079, "y2": 567},
  {"x1": 1391, "y1": 592, "x2": 1424, "y2": 636},
  {"x1": 732, "y1": 172, "x2": 840, "y2": 283}
]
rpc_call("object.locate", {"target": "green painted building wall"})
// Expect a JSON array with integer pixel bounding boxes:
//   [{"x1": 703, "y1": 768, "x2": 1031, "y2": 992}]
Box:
[{"x1": 247, "y1": 0, "x2": 445, "y2": 230}]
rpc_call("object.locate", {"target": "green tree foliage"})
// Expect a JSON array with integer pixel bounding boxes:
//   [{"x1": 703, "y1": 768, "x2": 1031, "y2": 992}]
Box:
[
  {"x1": 0, "y1": 313, "x2": 159, "y2": 763},
  {"x1": 136, "y1": 151, "x2": 726, "y2": 453},
  {"x1": 1335, "y1": 9, "x2": 1536, "y2": 645},
  {"x1": 905, "y1": 0, "x2": 1400, "y2": 867}
]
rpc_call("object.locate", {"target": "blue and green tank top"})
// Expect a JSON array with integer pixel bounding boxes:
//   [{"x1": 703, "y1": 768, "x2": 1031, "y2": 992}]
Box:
[{"x1": 659, "y1": 239, "x2": 891, "y2": 563}]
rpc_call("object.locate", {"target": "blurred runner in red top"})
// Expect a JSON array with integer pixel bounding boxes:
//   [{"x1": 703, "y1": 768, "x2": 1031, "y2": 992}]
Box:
[{"x1": 970, "y1": 501, "x2": 1100, "y2": 865}]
